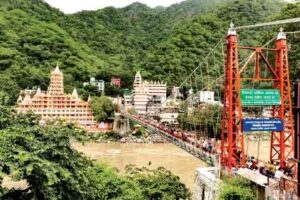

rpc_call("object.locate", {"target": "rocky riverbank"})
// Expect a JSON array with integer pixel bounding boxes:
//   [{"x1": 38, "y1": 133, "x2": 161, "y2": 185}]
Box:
[{"x1": 90, "y1": 131, "x2": 167, "y2": 144}]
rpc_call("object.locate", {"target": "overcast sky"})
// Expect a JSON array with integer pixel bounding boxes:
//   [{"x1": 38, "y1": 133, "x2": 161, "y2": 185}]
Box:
[{"x1": 44, "y1": 0, "x2": 187, "y2": 14}]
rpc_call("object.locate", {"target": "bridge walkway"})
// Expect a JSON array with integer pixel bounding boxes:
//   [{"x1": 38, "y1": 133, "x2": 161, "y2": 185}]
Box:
[{"x1": 123, "y1": 113, "x2": 217, "y2": 166}]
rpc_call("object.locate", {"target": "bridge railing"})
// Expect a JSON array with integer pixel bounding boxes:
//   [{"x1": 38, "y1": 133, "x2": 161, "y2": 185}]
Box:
[
  {"x1": 280, "y1": 177, "x2": 298, "y2": 195},
  {"x1": 123, "y1": 113, "x2": 218, "y2": 166},
  {"x1": 266, "y1": 177, "x2": 299, "y2": 200}
]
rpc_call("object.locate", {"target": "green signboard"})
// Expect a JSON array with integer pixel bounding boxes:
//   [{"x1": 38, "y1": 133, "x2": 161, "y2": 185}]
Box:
[{"x1": 240, "y1": 89, "x2": 281, "y2": 106}]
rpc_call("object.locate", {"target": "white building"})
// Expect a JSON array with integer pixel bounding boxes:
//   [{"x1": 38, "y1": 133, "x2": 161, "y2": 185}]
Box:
[
  {"x1": 159, "y1": 112, "x2": 179, "y2": 125},
  {"x1": 133, "y1": 71, "x2": 167, "y2": 115},
  {"x1": 133, "y1": 87, "x2": 149, "y2": 115},
  {"x1": 199, "y1": 91, "x2": 215, "y2": 103},
  {"x1": 83, "y1": 77, "x2": 105, "y2": 93}
]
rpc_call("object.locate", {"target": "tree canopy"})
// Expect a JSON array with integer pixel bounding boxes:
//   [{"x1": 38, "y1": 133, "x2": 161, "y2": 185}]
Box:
[
  {"x1": 217, "y1": 176, "x2": 256, "y2": 200},
  {"x1": 90, "y1": 96, "x2": 116, "y2": 122},
  {"x1": 0, "y1": 0, "x2": 294, "y2": 106},
  {"x1": 0, "y1": 106, "x2": 190, "y2": 199}
]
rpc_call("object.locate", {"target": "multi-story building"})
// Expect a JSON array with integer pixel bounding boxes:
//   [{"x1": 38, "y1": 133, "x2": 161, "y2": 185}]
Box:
[
  {"x1": 132, "y1": 71, "x2": 167, "y2": 115},
  {"x1": 83, "y1": 77, "x2": 105, "y2": 93},
  {"x1": 111, "y1": 77, "x2": 121, "y2": 88},
  {"x1": 17, "y1": 66, "x2": 97, "y2": 129}
]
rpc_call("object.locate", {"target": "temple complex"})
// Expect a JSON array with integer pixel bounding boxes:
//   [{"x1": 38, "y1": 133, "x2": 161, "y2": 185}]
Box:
[
  {"x1": 132, "y1": 71, "x2": 167, "y2": 115},
  {"x1": 17, "y1": 66, "x2": 97, "y2": 129}
]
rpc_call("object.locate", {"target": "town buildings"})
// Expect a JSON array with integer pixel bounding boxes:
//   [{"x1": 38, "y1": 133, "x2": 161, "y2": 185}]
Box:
[
  {"x1": 83, "y1": 77, "x2": 105, "y2": 93},
  {"x1": 111, "y1": 77, "x2": 121, "y2": 88},
  {"x1": 17, "y1": 66, "x2": 97, "y2": 129},
  {"x1": 132, "y1": 71, "x2": 167, "y2": 115}
]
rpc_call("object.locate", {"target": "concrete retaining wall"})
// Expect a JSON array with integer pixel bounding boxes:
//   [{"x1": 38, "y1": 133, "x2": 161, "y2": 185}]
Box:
[{"x1": 193, "y1": 167, "x2": 221, "y2": 200}]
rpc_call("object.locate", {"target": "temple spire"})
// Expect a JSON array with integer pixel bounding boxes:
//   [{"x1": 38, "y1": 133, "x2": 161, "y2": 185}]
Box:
[
  {"x1": 53, "y1": 64, "x2": 60, "y2": 74},
  {"x1": 48, "y1": 65, "x2": 64, "y2": 95},
  {"x1": 36, "y1": 87, "x2": 41, "y2": 96},
  {"x1": 134, "y1": 71, "x2": 142, "y2": 88},
  {"x1": 72, "y1": 88, "x2": 79, "y2": 100}
]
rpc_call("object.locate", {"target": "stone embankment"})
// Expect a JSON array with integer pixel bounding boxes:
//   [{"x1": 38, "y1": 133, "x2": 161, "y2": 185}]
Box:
[{"x1": 95, "y1": 133, "x2": 167, "y2": 144}]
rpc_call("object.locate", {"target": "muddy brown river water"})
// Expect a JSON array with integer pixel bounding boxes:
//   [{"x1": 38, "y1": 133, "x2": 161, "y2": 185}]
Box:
[{"x1": 72, "y1": 142, "x2": 207, "y2": 191}]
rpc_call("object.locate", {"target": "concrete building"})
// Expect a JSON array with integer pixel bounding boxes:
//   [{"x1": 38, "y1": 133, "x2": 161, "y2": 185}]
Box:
[
  {"x1": 111, "y1": 77, "x2": 121, "y2": 88},
  {"x1": 197, "y1": 91, "x2": 222, "y2": 106},
  {"x1": 83, "y1": 77, "x2": 105, "y2": 93},
  {"x1": 133, "y1": 87, "x2": 149, "y2": 115},
  {"x1": 132, "y1": 71, "x2": 167, "y2": 115},
  {"x1": 199, "y1": 91, "x2": 215, "y2": 103},
  {"x1": 159, "y1": 112, "x2": 179, "y2": 125},
  {"x1": 17, "y1": 66, "x2": 97, "y2": 130}
]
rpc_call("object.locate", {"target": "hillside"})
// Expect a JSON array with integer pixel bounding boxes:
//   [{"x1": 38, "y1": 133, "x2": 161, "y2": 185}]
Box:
[{"x1": 0, "y1": 0, "x2": 291, "y2": 105}]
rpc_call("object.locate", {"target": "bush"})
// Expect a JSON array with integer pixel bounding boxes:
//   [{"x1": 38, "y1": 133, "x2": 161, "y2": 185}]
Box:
[{"x1": 217, "y1": 177, "x2": 256, "y2": 200}]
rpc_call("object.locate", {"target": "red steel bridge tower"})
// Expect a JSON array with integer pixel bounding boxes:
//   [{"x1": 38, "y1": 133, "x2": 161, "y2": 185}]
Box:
[
  {"x1": 221, "y1": 23, "x2": 245, "y2": 173},
  {"x1": 271, "y1": 29, "x2": 294, "y2": 167},
  {"x1": 221, "y1": 24, "x2": 295, "y2": 172}
]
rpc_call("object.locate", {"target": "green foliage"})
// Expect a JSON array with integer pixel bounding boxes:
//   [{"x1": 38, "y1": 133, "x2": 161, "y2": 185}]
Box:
[
  {"x1": 134, "y1": 126, "x2": 145, "y2": 138},
  {"x1": 88, "y1": 131, "x2": 122, "y2": 142},
  {"x1": 179, "y1": 104, "x2": 222, "y2": 138},
  {"x1": 105, "y1": 84, "x2": 122, "y2": 97},
  {"x1": 80, "y1": 84, "x2": 101, "y2": 101},
  {"x1": 274, "y1": 2, "x2": 300, "y2": 80},
  {"x1": 217, "y1": 176, "x2": 256, "y2": 200},
  {"x1": 90, "y1": 96, "x2": 116, "y2": 122},
  {"x1": 0, "y1": 107, "x2": 190, "y2": 199},
  {"x1": 125, "y1": 165, "x2": 191, "y2": 200},
  {"x1": 0, "y1": 0, "x2": 287, "y2": 106}
]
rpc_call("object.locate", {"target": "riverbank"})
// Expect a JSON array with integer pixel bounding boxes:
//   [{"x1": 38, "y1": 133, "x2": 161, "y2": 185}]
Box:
[{"x1": 89, "y1": 131, "x2": 168, "y2": 144}]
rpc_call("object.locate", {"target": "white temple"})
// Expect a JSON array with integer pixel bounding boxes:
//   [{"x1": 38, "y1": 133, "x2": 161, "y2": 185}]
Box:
[{"x1": 132, "y1": 71, "x2": 167, "y2": 115}]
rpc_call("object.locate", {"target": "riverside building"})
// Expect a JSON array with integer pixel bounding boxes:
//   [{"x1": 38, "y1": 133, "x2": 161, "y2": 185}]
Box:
[
  {"x1": 17, "y1": 66, "x2": 97, "y2": 130},
  {"x1": 132, "y1": 71, "x2": 167, "y2": 115}
]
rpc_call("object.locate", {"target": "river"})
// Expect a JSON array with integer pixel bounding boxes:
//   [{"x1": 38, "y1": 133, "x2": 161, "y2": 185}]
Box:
[{"x1": 72, "y1": 142, "x2": 207, "y2": 191}]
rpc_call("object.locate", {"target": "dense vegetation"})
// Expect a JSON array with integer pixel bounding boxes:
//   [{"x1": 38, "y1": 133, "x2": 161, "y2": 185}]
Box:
[
  {"x1": 0, "y1": 0, "x2": 296, "y2": 106},
  {"x1": 90, "y1": 96, "x2": 116, "y2": 122},
  {"x1": 178, "y1": 104, "x2": 222, "y2": 138},
  {"x1": 217, "y1": 176, "x2": 256, "y2": 200},
  {"x1": 1, "y1": 1, "x2": 299, "y2": 199},
  {"x1": 0, "y1": 107, "x2": 190, "y2": 199}
]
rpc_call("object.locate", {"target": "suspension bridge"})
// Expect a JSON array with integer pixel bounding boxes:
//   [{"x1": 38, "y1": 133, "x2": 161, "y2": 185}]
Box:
[{"x1": 119, "y1": 18, "x2": 300, "y2": 198}]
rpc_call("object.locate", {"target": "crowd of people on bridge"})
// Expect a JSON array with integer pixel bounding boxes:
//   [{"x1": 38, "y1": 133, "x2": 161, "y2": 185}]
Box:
[
  {"x1": 131, "y1": 114, "x2": 294, "y2": 181},
  {"x1": 245, "y1": 157, "x2": 293, "y2": 180}
]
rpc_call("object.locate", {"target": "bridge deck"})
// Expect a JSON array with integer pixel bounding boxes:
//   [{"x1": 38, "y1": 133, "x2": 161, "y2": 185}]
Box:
[{"x1": 124, "y1": 113, "x2": 217, "y2": 166}]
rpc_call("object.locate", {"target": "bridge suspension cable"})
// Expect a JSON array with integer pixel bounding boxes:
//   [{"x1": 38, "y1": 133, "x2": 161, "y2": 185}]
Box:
[
  {"x1": 158, "y1": 38, "x2": 224, "y2": 107},
  {"x1": 152, "y1": 28, "x2": 300, "y2": 115},
  {"x1": 236, "y1": 17, "x2": 300, "y2": 29}
]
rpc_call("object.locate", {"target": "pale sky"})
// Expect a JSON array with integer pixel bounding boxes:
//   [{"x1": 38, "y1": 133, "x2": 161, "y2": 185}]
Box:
[{"x1": 44, "y1": 0, "x2": 187, "y2": 14}]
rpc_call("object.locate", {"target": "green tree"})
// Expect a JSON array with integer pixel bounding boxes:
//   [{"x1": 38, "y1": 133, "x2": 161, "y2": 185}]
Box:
[
  {"x1": 0, "y1": 107, "x2": 190, "y2": 199},
  {"x1": 217, "y1": 177, "x2": 256, "y2": 200},
  {"x1": 90, "y1": 96, "x2": 116, "y2": 122},
  {"x1": 0, "y1": 0, "x2": 287, "y2": 105},
  {"x1": 125, "y1": 165, "x2": 191, "y2": 200}
]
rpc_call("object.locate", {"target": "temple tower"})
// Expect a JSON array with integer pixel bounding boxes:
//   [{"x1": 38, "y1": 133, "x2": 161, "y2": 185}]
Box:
[
  {"x1": 48, "y1": 65, "x2": 64, "y2": 95},
  {"x1": 133, "y1": 71, "x2": 142, "y2": 88}
]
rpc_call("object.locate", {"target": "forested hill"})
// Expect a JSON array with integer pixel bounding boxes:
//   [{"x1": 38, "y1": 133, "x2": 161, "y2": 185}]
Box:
[{"x1": 0, "y1": 0, "x2": 297, "y2": 105}]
